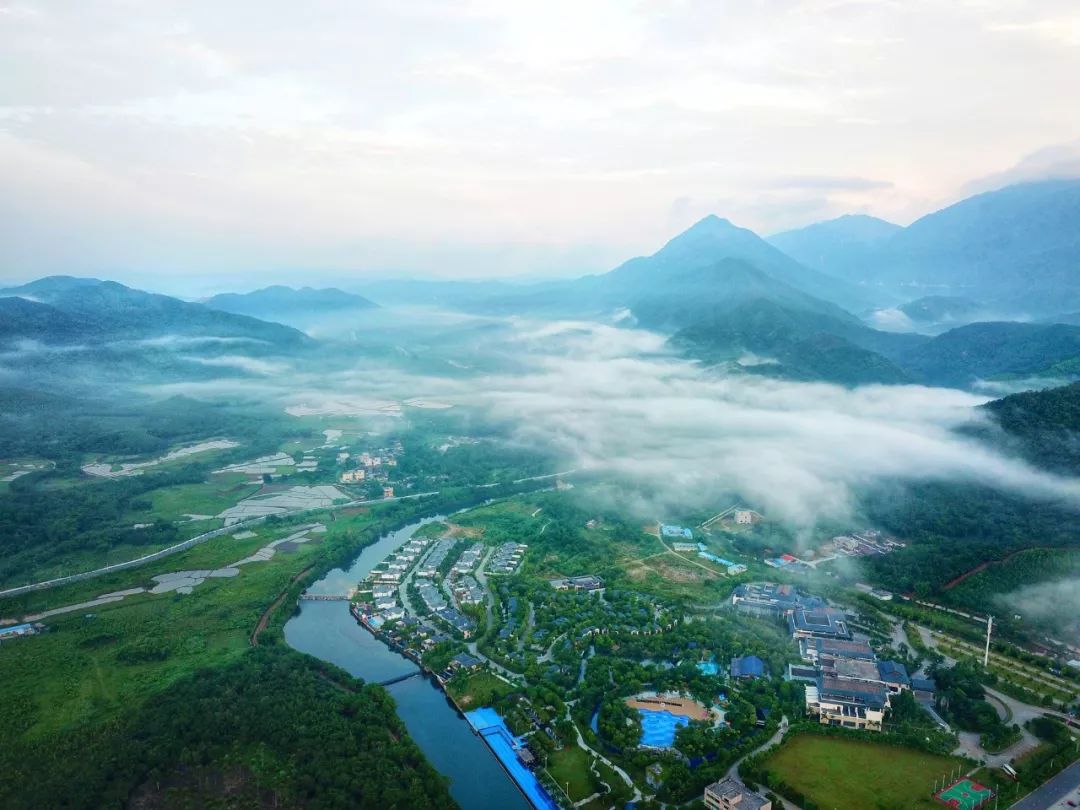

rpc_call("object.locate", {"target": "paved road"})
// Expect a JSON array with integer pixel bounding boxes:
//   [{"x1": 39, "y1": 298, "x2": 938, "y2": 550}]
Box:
[
  {"x1": 0, "y1": 468, "x2": 581, "y2": 601},
  {"x1": 915, "y1": 625, "x2": 1043, "y2": 767},
  {"x1": 474, "y1": 546, "x2": 497, "y2": 632},
  {"x1": 0, "y1": 491, "x2": 437, "y2": 601},
  {"x1": 1010, "y1": 759, "x2": 1080, "y2": 809},
  {"x1": 726, "y1": 715, "x2": 790, "y2": 781}
]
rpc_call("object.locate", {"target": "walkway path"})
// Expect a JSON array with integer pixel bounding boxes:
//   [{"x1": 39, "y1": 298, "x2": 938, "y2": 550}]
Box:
[
  {"x1": 251, "y1": 564, "x2": 315, "y2": 646},
  {"x1": 564, "y1": 704, "x2": 643, "y2": 805},
  {"x1": 474, "y1": 545, "x2": 496, "y2": 632},
  {"x1": 726, "y1": 715, "x2": 790, "y2": 781}
]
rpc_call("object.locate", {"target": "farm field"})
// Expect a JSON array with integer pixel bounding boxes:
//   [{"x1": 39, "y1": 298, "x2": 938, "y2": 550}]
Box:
[
  {"x1": 762, "y1": 733, "x2": 966, "y2": 810},
  {"x1": 124, "y1": 474, "x2": 261, "y2": 525}
]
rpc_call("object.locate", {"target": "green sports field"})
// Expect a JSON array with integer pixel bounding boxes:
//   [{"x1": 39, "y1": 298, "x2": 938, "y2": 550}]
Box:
[
  {"x1": 762, "y1": 733, "x2": 967, "y2": 810},
  {"x1": 937, "y1": 778, "x2": 994, "y2": 810}
]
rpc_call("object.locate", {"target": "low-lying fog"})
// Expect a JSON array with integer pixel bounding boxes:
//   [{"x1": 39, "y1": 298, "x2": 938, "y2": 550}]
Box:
[{"x1": 149, "y1": 313, "x2": 1080, "y2": 531}]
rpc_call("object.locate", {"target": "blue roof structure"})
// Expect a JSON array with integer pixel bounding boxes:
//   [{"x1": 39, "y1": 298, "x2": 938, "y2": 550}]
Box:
[
  {"x1": 466, "y1": 708, "x2": 559, "y2": 810},
  {"x1": 661, "y1": 524, "x2": 693, "y2": 539},
  {"x1": 877, "y1": 660, "x2": 910, "y2": 686},
  {"x1": 0, "y1": 623, "x2": 33, "y2": 637},
  {"x1": 803, "y1": 637, "x2": 875, "y2": 660},
  {"x1": 818, "y1": 675, "x2": 888, "y2": 710},
  {"x1": 912, "y1": 676, "x2": 936, "y2": 693},
  {"x1": 730, "y1": 655, "x2": 766, "y2": 679}
]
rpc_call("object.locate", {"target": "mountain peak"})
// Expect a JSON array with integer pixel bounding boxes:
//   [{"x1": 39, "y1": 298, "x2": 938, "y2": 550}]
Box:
[{"x1": 683, "y1": 214, "x2": 740, "y2": 234}]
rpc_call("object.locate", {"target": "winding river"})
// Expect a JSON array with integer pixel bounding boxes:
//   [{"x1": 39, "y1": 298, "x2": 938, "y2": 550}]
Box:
[{"x1": 284, "y1": 517, "x2": 530, "y2": 810}]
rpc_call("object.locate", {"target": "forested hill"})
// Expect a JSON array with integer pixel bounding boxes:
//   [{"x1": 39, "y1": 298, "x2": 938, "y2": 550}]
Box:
[
  {"x1": 0, "y1": 647, "x2": 456, "y2": 810},
  {"x1": 980, "y1": 382, "x2": 1080, "y2": 473},
  {"x1": 206, "y1": 285, "x2": 379, "y2": 320},
  {"x1": 0, "y1": 277, "x2": 309, "y2": 347}
]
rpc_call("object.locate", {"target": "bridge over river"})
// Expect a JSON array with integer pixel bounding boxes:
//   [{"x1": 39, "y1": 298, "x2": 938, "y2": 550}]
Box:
[{"x1": 299, "y1": 591, "x2": 354, "y2": 601}]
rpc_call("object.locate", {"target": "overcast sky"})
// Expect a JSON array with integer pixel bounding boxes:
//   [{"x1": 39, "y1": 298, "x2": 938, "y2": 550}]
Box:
[{"x1": 2, "y1": 1, "x2": 1079, "y2": 291}]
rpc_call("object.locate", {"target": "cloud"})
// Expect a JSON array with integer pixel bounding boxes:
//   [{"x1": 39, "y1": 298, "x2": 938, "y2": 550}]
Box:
[
  {"x1": 999, "y1": 578, "x2": 1080, "y2": 638},
  {"x1": 455, "y1": 321, "x2": 1080, "y2": 530},
  {"x1": 131, "y1": 314, "x2": 1080, "y2": 537},
  {"x1": 763, "y1": 175, "x2": 894, "y2": 191},
  {"x1": 2, "y1": 2, "x2": 1080, "y2": 282},
  {"x1": 184, "y1": 355, "x2": 288, "y2": 376},
  {"x1": 962, "y1": 139, "x2": 1080, "y2": 196}
]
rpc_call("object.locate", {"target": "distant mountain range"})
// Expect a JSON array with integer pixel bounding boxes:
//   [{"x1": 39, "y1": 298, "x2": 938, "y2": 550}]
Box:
[
  {"x1": 0, "y1": 277, "x2": 312, "y2": 386},
  {"x1": 768, "y1": 214, "x2": 901, "y2": 292},
  {"x1": 0, "y1": 277, "x2": 308, "y2": 347},
  {"x1": 206, "y1": 285, "x2": 378, "y2": 326},
  {"x1": 770, "y1": 179, "x2": 1080, "y2": 315},
  {"x1": 3, "y1": 177, "x2": 1079, "y2": 392},
  {"x1": 673, "y1": 300, "x2": 1080, "y2": 388}
]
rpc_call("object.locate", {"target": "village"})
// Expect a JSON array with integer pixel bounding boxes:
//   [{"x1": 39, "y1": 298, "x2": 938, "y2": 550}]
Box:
[{"x1": 339, "y1": 497, "x2": 956, "y2": 810}]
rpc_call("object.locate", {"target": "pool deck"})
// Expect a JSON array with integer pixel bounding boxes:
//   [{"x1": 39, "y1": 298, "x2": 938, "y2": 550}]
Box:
[{"x1": 626, "y1": 694, "x2": 711, "y2": 721}]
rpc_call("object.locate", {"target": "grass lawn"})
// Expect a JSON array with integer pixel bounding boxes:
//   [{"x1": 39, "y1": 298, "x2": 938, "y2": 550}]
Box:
[
  {"x1": 0, "y1": 545, "x2": 316, "y2": 742},
  {"x1": 446, "y1": 670, "x2": 516, "y2": 709},
  {"x1": 762, "y1": 733, "x2": 965, "y2": 810},
  {"x1": 546, "y1": 746, "x2": 601, "y2": 803}
]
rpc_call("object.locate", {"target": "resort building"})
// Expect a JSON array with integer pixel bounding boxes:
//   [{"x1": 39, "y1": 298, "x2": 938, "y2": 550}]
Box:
[
  {"x1": 704, "y1": 778, "x2": 772, "y2": 810},
  {"x1": 787, "y1": 607, "x2": 851, "y2": 641},
  {"x1": 805, "y1": 675, "x2": 889, "y2": 731},
  {"x1": 799, "y1": 637, "x2": 874, "y2": 664},
  {"x1": 550, "y1": 575, "x2": 604, "y2": 592},
  {"x1": 731, "y1": 582, "x2": 824, "y2": 619}
]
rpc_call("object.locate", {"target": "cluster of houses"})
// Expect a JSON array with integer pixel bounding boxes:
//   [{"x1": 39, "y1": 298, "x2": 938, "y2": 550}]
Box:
[
  {"x1": 448, "y1": 543, "x2": 485, "y2": 607},
  {"x1": 487, "y1": 541, "x2": 527, "y2": 574},
  {"x1": 665, "y1": 523, "x2": 748, "y2": 576},
  {"x1": 732, "y1": 582, "x2": 930, "y2": 732},
  {"x1": 339, "y1": 445, "x2": 400, "y2": 484},
  {"x1": 356, "y1": 536, "x2": 433, "y2": 627}
]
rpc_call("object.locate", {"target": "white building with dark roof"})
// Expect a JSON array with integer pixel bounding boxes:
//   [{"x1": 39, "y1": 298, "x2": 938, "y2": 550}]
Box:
[{"x1": 704, "y1": 778, "x2": 771, "y2": 810}]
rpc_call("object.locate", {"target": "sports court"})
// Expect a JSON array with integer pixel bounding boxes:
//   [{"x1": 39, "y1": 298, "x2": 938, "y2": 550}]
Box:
[{"x1": 936, "y1": 778, "x2": 994, "y2": 810}]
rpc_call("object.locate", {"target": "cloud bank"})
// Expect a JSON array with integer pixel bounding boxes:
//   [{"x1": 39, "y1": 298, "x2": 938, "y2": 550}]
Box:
[
  {"x1": 138, "y1": 315, "x2": 1080, "y2": 533},
  {"x1": 461, "y1": 321, "x2": 1080, "y2": 528}
]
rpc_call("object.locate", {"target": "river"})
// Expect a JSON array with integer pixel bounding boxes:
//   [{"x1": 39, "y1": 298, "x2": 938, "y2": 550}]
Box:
[{"x1": 284, "y1": 517, "x2": 530, "y2": 810}]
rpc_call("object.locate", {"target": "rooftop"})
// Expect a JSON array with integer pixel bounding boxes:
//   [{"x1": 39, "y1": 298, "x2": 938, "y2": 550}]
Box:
[{"x1": 704, "y1": 777, "x2": 770, "y2": 810}]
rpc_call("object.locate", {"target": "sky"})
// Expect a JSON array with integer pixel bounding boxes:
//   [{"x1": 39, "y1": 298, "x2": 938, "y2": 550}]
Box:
[{"x1": 2, "y1": 0, "x2": 1079, "y2": 291}]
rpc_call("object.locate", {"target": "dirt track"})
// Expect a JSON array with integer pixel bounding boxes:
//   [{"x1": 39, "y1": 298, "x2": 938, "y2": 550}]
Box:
[{"x1": 250, "y1": 565, "x2": 315, "y2": 646}]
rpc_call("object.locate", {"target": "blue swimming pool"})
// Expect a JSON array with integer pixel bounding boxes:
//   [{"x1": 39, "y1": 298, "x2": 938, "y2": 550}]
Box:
[
  {"x1": 696, "y1": 660, "x2": 719, "y2": 676},
  {"x1": 637, "y1": 708, "x2": 690, "y2": 748}
]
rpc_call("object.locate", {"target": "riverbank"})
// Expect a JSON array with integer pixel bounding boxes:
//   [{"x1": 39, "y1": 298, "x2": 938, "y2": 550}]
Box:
[{"x1": 284, "y1": 516, "x2": 531, "y2": 810}]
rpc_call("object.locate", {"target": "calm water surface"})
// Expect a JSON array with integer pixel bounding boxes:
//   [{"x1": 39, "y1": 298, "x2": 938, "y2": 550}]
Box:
[{"x1": 284, "y1": 518, "x2": 530, "y2": 810}]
